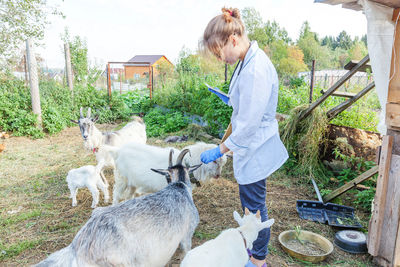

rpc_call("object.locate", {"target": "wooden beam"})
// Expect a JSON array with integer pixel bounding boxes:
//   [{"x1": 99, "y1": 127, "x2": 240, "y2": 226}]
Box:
[
  {"x1": 368, "y1": 135, "x2": 394, "y2": 256},
  {"x1": 386, "y1": 103, "x2": 400, "y2": 129},
  {"x1": 327, "y1": 82, "x2": 375, "y2": 119},
  {"x1": 370, "y1": 0, "x2": 400, "y2": 8},
  {"x1": 343, "y1": 59, "x2": 372, "y2": 73},
  {"x1": 378, "y1": 154, "x2": 400, "y2": 263},
  {"x1": 322, "y1": 166, "x2": 378, "y2": 203},
  {"x1": 388, "y1": 8, "x2": 400, "y2": 104},
  {"x1": 320, "y1": 90, "x2": 357, "y2": 98},
  {"x1": 299, "y1": 55, "x2": 370, "y2": 121},
  {"x1": 394, "y1": 221, "x2": 400, "y2": 266}
]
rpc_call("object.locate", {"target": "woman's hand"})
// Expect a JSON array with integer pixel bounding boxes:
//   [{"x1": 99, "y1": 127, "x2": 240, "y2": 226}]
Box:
[
  {"x1": 200, "y1": 144, "x2": 230, "y2": 164},
  {"x1": 200, "y1": 146, "x2": 224, "y2": 164}
]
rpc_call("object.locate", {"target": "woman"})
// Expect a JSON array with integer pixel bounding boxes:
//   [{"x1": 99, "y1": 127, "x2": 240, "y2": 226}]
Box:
[{"x1": 200, "y1": 7, "x2": 288, "y2": 267}]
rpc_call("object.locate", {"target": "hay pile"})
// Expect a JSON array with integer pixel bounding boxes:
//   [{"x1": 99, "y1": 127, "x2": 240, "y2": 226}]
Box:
[{"x1": 280, "y1": 105, "x2": 329, "y2": 183}]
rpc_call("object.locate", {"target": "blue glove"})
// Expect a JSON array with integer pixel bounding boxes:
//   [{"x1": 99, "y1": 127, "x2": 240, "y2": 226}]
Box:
[
  {"x1": 201, "y1": 146, "x2": 224, "y2": 164},
  {"x1": 208, "y1": 87, "x2": 230, "y2": 105}
]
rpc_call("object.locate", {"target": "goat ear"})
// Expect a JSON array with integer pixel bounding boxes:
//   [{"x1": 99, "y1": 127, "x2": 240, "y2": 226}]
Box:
[
  {"x1": 244, "y1": 207, "x2": 250, "y2": 215},
  {"x1": 188, "y1": 164, "x2": 202, "y2": 174},
  {"x1": 70, "y1": 119, "x2": 79, "y2": 124},
  {"x1": 92, "y1": 115, "x2": 99, "y2": 122},
  {"x1": 256, "y1": 210, "x2": 261, "y2": 218},
  {"x1": 260, "y1": 218, "x2": 275, "y2": 229},
  {"x1": 233, "y1": 211, "x2": 243, "y2": 226},
  {"x1": 150, "y1": 168, "x2": 169, "y2": 176}
]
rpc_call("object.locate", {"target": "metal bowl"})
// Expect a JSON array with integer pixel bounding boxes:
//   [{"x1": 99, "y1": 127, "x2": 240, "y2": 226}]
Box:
[{"x1": 278, "y1": 230, "x2": 334, "y2": 263}]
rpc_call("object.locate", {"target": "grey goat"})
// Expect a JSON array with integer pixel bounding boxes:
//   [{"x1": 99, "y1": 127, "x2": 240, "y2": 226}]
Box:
[{"x1": 34, "y1": 149, "x2": 200, "y2": 267}]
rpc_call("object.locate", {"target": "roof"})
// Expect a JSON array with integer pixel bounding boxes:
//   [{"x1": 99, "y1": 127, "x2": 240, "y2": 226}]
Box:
[
  {"x1": 127, "y1": 55, "x2": 165, "y2": 65},
  {"x1": 314, "y1": 0, "x2": 400, "y2": 11}
]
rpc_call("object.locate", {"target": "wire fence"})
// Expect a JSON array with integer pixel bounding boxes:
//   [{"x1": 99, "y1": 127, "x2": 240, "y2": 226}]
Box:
[{"x1": 298, "y1": 69, "x2": 373, "y2": 92}]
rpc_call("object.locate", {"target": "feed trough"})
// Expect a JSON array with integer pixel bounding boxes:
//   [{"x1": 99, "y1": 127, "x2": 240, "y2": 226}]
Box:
[{"x1": 279, "y1": 230, "x2": 334, "y2": 263}]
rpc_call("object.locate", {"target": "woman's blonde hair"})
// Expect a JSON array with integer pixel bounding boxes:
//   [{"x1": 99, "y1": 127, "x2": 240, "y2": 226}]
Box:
[{"x1": 202, "y1": 7, "x2": 246, "y2": 59}]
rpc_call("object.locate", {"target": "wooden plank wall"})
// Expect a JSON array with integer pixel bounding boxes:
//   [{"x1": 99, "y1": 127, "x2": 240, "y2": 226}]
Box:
[{"x1": 369, "y1": 8, "x2": 400, "y2": 267}]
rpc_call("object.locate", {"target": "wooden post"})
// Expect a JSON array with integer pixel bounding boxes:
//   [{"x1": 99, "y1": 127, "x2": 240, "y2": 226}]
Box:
[
  {"x1": 64, "y1": 43, "x2": 73, "y2": 91},
  {"x1": 151, "y1": 66, "x2": 154, "y2": 96},
  {"x1": 26, "y1": 39, "x2": 42, "y2": 127},
  {"x1": 225, "y1": 63, "x2": 228, "y2": 82},
  {"x1": 107, "y1": 63, "x2": 111, "y2": 101},
  {"x1": 310, "y1": 59, "x2": 316, "y2": 103},
  {"x1": 23, "y1": 54, "x2": 28, "y2": 86},
  {"x1": 120, "y1": 69, "x2": 122, "y2": 94},
  {"x1": 368, "y1": 136, "x2": 393, "y2": 256}
]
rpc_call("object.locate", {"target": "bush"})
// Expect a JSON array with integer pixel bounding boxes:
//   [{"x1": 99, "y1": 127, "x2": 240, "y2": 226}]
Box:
[
  {"x1": 143, "y1": 108, "x2": 189, "y2": 137},
  {"x1": 0, "y1": 74, "x2": 132, "y2": 138}
]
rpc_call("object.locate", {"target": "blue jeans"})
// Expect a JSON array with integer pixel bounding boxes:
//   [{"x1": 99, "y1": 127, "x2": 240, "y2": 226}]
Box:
[{"x1": 239, "y1": 178, "x2": 269, "y2": 260}]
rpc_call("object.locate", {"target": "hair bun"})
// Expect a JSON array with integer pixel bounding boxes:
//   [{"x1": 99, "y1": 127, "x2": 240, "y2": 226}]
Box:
[{"x1": 221, "y1": 7, "x2": 240, "y2": 22}]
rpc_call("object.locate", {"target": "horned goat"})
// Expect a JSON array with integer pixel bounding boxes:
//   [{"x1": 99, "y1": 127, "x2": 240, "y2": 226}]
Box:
[
  {"x1": 66, "y1": 165, "x2": 109, "y2": 208},
  {"x1": 180, "y1": 208, "x2": 275, "y2": 267},
  {"x1": 34, "y1": 149, "x2": 200, "y2": 267},
  {"x1": 103, "y1": 141, "x2": 227, "y2": 204},
  {"x1": 71, "y1": 107, "x2": 147, "y2": 169}
]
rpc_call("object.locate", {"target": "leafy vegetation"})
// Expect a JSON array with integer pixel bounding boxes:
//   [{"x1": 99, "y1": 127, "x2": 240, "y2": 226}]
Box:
[{"x1": 0, "y1": 74, "x2": 131, "y2": 138}]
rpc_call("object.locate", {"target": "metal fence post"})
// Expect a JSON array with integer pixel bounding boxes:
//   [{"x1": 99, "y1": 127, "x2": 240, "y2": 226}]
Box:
[{"x1": 309, "y1": 59, "x2": 316, "y2": 103}]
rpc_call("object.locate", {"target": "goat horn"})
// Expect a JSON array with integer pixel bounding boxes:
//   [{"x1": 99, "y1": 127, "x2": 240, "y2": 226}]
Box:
[
  {"x1": 176, "y1": 149, "x2": 190, "y2": 165},
  {"x1": 169, "y1": 149, "x2": 174, "y2": 167},
  {"x1": 87, "y1": 107, "x2": 91, "y2": 118},
  {"x1": 80, "y1": 107, "x2": 84, "y2": 118}
]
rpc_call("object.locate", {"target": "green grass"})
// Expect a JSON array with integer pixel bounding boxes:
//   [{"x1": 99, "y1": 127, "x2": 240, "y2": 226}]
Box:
[
  {"x1": 0, "y1": 239, "x2": 44, "y2": 260},
  {"x1": 0, "y1": 210, "x2": 42, "y2": 227}
]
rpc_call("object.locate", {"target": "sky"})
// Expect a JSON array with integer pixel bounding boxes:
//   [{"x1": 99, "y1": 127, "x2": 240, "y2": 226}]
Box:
[{"x1": 38, "y1": 0, "x2": 368, "y2": 69}]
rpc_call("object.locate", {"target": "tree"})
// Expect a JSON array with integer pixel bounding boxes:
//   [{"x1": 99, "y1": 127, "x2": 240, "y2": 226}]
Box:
[
  {"x1": 242, "y1": 7, "x2": 263, "y2": 38},
  {"x1": 0, "y1": 0, "x2": 61, "y2": 67},
  {"x1": 361, "y1": 34, "x2": 368, "y2": 47},
  {"x1": 242, "y1": 7, "x2": 291, "y2": 49},
  {"x1": 336, "y1": 30, "x2": 352, "y2": 50},
  {"x1": 348, "y1": 41, "x2": 368, "y2": 61},
  {"x1": 264, "y1": 20, "x2": 291, "y2": 46},
  {"x1": 277, "y1": 46, "x2": 308, "y2": 76}
]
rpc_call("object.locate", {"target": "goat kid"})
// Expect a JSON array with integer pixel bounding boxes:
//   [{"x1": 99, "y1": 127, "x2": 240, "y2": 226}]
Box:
[
  {"x1": 34, "y1": 149, "x2": 200, "y2": 267},
  {"x1": 66, "y1": 165, "x2": 109, "y2": 208},
  {"x1": 180, "y1": 208, "x2": 275, "y2": 267}
]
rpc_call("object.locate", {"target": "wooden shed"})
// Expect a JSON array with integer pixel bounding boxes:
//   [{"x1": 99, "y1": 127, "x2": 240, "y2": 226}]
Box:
[{"x1": 124, "y1": 55, "x2": 173, "y2": 80}]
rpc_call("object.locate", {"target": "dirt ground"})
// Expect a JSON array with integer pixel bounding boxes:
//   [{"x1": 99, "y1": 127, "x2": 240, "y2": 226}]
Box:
[{"x1": 0, "y1": 124, "x2": 377, "y2": 266}]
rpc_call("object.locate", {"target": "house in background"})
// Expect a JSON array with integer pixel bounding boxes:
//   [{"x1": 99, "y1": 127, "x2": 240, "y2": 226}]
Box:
[{"x1": 124, "y1": 55, "x2": 173, "y2": 80}]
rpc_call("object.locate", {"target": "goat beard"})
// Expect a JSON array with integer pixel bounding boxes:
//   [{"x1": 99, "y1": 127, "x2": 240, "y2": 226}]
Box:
[{"x1": 83, "y1": 138, "x2": 96, "y2": 152}]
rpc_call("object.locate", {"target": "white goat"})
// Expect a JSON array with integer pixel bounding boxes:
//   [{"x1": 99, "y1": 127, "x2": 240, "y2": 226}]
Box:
[
  {"x1": 71, "y1": 107, "x2": 147, "y2": 169},
  {"x1": 103, "y1": 142, "x2": 227, "y2": 204},
  {"x1": 180, "y1": 208, "x2": 275, "y2": 267},
  {"x1": 34, "y1": 149, "x2": 200, "y2": 267},
  {"x1": 66, "y1": 165, "x2": 109, "y2": 208}
]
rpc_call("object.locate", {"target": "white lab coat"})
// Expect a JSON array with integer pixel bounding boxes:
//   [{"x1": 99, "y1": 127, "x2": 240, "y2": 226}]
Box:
[{"x1": 224, "y1": 41, "x2": 288, "y2": 185}]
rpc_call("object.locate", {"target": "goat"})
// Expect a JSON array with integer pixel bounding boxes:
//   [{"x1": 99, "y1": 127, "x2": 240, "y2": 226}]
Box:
[
  {"x1": 103, "y1": 142, "x2": 227, "y2": 204},
  {"x1": 180, "y1": 208, "x2": 275, "y2": 267},
  {"x1": 71, "y1": 107, "x2": 147, "y2": 169},
  {"x1": 34, "y1": 149, "x2": 200, "y2": 267},
  {"x1": 66, "y1": 165, "x2": 109, "y2": 208}
]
